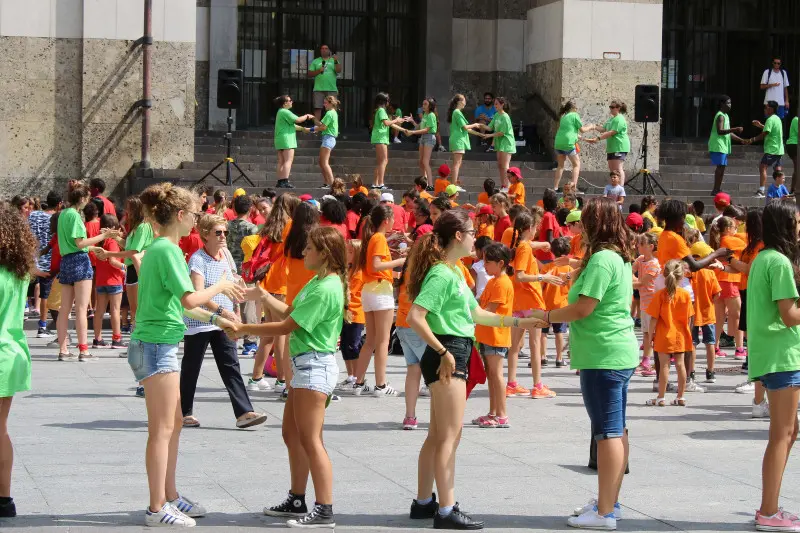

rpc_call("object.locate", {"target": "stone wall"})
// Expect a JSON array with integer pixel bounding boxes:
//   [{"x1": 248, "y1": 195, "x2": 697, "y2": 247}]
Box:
[
  {"x1": 195, "y1": 61, "x2": 210, "y2": 129},
  {"x1": 526, "y1": 60, "x2": 563, "y2": 154}
]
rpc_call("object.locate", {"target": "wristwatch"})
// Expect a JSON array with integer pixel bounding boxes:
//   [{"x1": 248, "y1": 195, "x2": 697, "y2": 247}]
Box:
[{"x1": 537, "y1": 275, "x2": 543, "y2": 282}]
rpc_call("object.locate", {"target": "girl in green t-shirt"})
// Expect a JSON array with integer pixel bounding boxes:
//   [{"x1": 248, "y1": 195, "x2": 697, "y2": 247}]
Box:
[
  {"x1": 405, "y1": 97, "x2": 441, "y2": 186},
  {"x1": 370, "y1": 92, "x2": 410, "y2": 189},
  {"x1": 313, "y1": 95, "x2": 340, "y2": 188},
  {"x1": 273, "y1": 95, "x2": 315, "y2": 189},
  {"x1": 786, "y1": 115, "x2": 798, "y2": 193},
  {"x1": 55, "y1": 183, "x2": 122, "y2": 361},
  {"x1": 586, "y1": 100, "x2": 631, "y2": 186},
  {"x1": 475, "y1": 96, "x2": 515, "y2": 189},
  {"x1": 225, "y1": 226, "x2": 348, "y2": 529},
  {"x1": 446, "y1": 94, "x2": 484, "y2": 186},
  {"x1": 404, "y1": 209, "x2": 545, "y2": 529},
  {"x1": 132, "y1": 183, "x2": 242, "y2": 527},
  {"x1": 553, "y1": 101, "x2": 596, "y2": 191},
  {"x1": 0, "y1": 202, "x2": 41, "y2": 518}
]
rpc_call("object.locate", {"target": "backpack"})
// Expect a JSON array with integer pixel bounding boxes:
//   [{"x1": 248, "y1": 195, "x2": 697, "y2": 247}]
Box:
[
  {"x1": 241, "y1": 237, "x2": 273, "y2": 283},
  {"x1": 388, "y1": 324, "x2": 404, "y2": 355},
  {"x1": 765, "y1": 68, "x2": 788, "y2": 88}
]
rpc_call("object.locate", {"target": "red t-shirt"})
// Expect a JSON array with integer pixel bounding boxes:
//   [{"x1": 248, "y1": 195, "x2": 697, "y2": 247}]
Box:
[
  {"x1": 95, "y1": 238, "x2": 125, "y2": 287},
  {"x1": 49, "y1": 237, "x2": 61, "y2": 273},
  {"x1": 223, "y1": 208, "x2": 236, "y2": 221},
  {"x1": 179, "y1": 228, "x2": 204, "y2": 263},
  {"x1": 249, "y1": 213, "x2": 266, "y2": 226},
  {"x1": 494, "y1": 215, "x2": 511, "y2": 242},
  {"x1": 95, "y1": 195, "x2": 117, "y2": 217},
  {"x1": 535, "y1": 211, "x2": 561, "y2": 262},
  {"x1": 404, "y1": 208, "x2": 417, "y2": 231},
  {"x1": 345, "y1": 210, "x2": 360, "y2": 236},
  {"x1": 321, "y1": 219, "x2": 349, "y2": 240},
  {"x1": 85, "y1": 219, "x2": 100, "y2": 266},
  {"x1": 389, "y1": 204, "x2": 407, "y2": 232}
]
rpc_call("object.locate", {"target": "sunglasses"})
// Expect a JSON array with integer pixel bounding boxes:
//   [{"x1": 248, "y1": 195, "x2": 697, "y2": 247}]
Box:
[{"x1": 214, "y1": 230, "x2": 229, "y2": 237}]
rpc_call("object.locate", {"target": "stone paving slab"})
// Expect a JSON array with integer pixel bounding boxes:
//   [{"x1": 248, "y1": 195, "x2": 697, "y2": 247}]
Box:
[{"x1": 1, "y1": 330, "x2": 796, "y2": 532}]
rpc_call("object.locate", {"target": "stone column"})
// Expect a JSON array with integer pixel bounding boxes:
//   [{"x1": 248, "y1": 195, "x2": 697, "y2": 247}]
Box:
[
  {"x1": 208, "y1": 0, "x2": 238, "y2": 130},
  {"x1": 425, "y1": 0, "x2": 454, "y2": 111}
]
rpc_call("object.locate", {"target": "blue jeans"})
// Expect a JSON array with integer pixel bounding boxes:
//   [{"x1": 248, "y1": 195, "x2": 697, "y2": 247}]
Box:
[{"x1": 580, "y1": 368, "x2": 635, "y2": 441}]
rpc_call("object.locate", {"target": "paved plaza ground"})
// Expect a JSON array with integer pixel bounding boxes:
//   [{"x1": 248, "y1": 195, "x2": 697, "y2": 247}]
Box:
[{"x1": 1, "y1": 330, "x2": 797, "y2": 532}]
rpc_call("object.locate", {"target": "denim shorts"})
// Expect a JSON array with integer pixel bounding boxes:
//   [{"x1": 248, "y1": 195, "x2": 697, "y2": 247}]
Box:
[
  {"x1": 291, "y1": 351, "x2": 339, "y2": 396},
  {"x1": 759, "y1": 370, "x2": 800, "y2": 391},
  {"x1": 128, "y1": 339, "x2": 180, "y2": 382},
  {"x1": 340, "y1": 322, "x2": 364, "y2": 361},
  {"x1": 420, "y1": 334, "x2": 472, "y2": 386},
  {"x1": 396, "y1": 326, "x2": 426, "y2": 365},
  {"x1": 543, "y1": 322, "x2": 566, "y2": 334},
  {"x1": 58, "y1": 252, "x2": 93, "y2": 285},
  {"x1": 761, "y1": 153, "x2": 783, "y2": 169},
  {"x1": 480, "y1": 344, "x2": 508, "y2": 358},
  {"x1": 556, "y1": 148, "x2": 577, "y2": 156},
  {"x1": 420, "y1": 133, "x2": 437, "y2": 147},
  {"x1": 97, "y1": 284, "x2": 124, "y2": 295},
  {"x1": 692, "y1": 324, "x2": 716, "y2": 345},
  {"x1": 579, "y1": 368, "x2": 635, "y2": 441},
  {"x1": 321, "y1": 134, "x2": 337, "y2": 150}
]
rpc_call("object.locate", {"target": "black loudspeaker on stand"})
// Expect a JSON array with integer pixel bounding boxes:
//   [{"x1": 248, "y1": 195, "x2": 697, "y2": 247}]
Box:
[
  {"x1": 626, "y1": 84, "x2": 667, "y2": 196},
  {"x1": 197, "y1": 69, "x2": 254, "y2": 188}
]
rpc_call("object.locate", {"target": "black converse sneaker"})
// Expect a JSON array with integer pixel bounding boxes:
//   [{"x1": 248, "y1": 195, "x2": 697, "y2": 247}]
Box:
[
  {"x1": 433, "y1": 503, "x2": 484, "y2": 530},
  {"x1": 410, "y1": 492, "x2": 438, "y2": 519},
  {"x1": 264, "y1": 492, "x2": 307, "y2": 518},
  {"x1": 286, "y1": 503, "x2": 335, "y2": 529},
  {"x1": 0, "y1": 497, "x2": 16, "y2": 518}
]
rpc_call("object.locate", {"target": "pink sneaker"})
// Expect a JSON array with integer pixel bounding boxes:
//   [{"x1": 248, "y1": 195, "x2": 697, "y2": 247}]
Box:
[
  {"x1": 715, "y1": 347, "x2": 726, "y2": 358},
  {"x1": 402, "y1": 416, "x2": 418, "y2": 430},
  {"x1": 495, "y1": 416, "x2": 510, "y2": 428},
  {"x1": 478, "y1": 417, "x2": 498, "y2": 428},
  {"x1": 641, "y1": 367, "x2": 657, "y2": 377},
  {"x1": 472, "y1": 414, "x2": 495, "y2": 426},
  {"x1": 735, "y1": 348, "x2": 747, "y2": 360},
  {"x1": 755, "y1": 509, "x2": 800, "y2": 531}
]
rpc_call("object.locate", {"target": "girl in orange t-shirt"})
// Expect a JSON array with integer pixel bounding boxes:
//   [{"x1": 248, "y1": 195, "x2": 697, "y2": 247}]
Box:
[
  {"x1": 394, "y1": 266, "x2": 428, "y2": 430},
  {"x1": 349, "y1": 174, "x2": 369, "y2": 197},
  {"x1": 341, "y1": 239, "x2": 365, "y2": 383},
  {"x1": 540, "y1": 237, "x2": 573, "y2": 366},
  {"x1": 477, "y1": 208, "x2": 496, "y2": 239},
  {"x1": 352, "y1": 205, "x2": 406, "y2": 396},
  {"x1": 646, "y1": 260, "x2": 694, "y2": 406},
  {"x1": 709, "y1": 216, "x2": 746, "y2": 356},
  {"x1": 473, "y1": 243, "x2": 515, "y2": 428},
  {"x1": 508, "y1": 211, "x2": 562, "y2": 399}
]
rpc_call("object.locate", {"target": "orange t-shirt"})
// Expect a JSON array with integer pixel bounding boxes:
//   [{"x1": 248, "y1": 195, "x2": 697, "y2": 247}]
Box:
[
  {"x1": 420, "y1": 190, "x2": 434, "y2": 201},
  {"x1": 349, "y1": 186, "x2": 369, "y2": 197},
  {"x1": 511, "y1": 240, "x2": 545, "y2": 311},
  {"x1": 717, "y1": 234, "x2": 746, "y2": 283},
  {"x1": 395, "y1": 275, "x2": 412, "y2": 328},
  {"x1": 738, "y1": 241, "x2": 764, "y2": 290},
  {"x1": 570, "y1": 233, "x2": 584, "y2": 259},
  {"x1": 501, "y1": 226, "x2": 514, "y2": 247},
  {"x1": 285, "y1": 256, "x2": 315, "y2": 306},
  {"x1": 657, "y1": 230, "x2": 690, "y2": 271},
  {"x1": 542, "y1": 263, "x2": 571, "y2": 311},
  {"x1": 363, "y1": 233, "x2": 393, "y2": 284},
  {"x1": 348, "y1": 268, "x2": 365, "y2": 324},
  {"x1": 475, "y1": 274, "x2": 514, "y2": 348},
  {"x1": 508, "y1": 181, "x2": 525, "y2": 206},
  {"x1": 456, "y1": 259, "x2": 475, "y2": 289},
  {"x1": 691, "y1": 268, "x2": 721, "y2": 326},
  {"x1": 434, "y1": 178, "x2": 450, "y2": 195},
  {"x1": 646, "y1": 287, "x2": 695, "y2": 354},
  {"x1": 450, "y1": 200, "x2": 459, "y2": 208},
  {"x1": 261, "y1": 220, "x2": 292, "y2": 295},
  {"x1": 477, "y1": 192, "x2": 490, "y2": 205},
  {"x1": 478, "y1": 223, "x2": 494, "y2": 239}
]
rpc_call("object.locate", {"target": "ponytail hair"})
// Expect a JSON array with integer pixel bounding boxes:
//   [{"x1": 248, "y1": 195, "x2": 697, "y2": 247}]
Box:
[
  {"x1": 357, "y1": 204, "x2": 394, "y2": 270},
  {"x1": 709, "y1": 216, "x2": 735, "y2": 250},
  {"x1": 308, "y1": 226, "x2": 351, "y2": 323},
  {"x1": 274, "y1": 94, "x2": 291, "y2": 107},
  {"x1": 447, "y1": 94, "x2": 465, "y2": 122},
  {"x1": 407, "y1": 209, "x2": 472, "y2": 300},
  {"x1": 324, "y1": 95, "x2": 340, "y2": 109},
  {"x1": 495, "y1": 96, "x2": 509, "y2": 112},
  {"x1": 482, "y1": 242, "x2": 514, "y2": 276},
  {"x1": 611, "y1": 100, "x2": 627, "y2": 114},
  {"x1": 663, "y1": 259, "x2": 684, "y2": 300},
  {"x1": 510, "y1": 212, "x2": 534, "y2": 250},
  {"x1": 139, "y1": 183, "x2": 196, "y2": 227},
  {"x1": 559, "y1": 101, "x2": 576, "y2": 116}
]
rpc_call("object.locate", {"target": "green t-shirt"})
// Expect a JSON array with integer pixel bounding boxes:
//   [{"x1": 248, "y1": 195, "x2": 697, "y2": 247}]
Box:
[
  {"x1": 567, "y1": 250, "x2": 638, "y2": 370},
  {"x1": 395, "y1": 108, "x2": 403, "y2": 118},
  {"x1": 449, "y1": 109, "x2": 471, "y2": 152},
  {"x1": 422, "y1": 112, "x2": 438, "y2": 135},
  {"x1": 763, "y1": 114, "x2": 785, "y2": 156},
  {"x1": 321, "y1": 109, "x2": 339, "y2": 138},
  {"x1": 747, "y1": 249, "x2": 800, "y2": 380},
  {"x1": 604, "y1": 114, "x2": 630, "y2": 154},
  {"x1": 708, "y1": 111, "x2": 732, "y2": 154},
  {"x1": 309, "y1": 57, "x2": 338, "y2": 92},
  {"x1": 132, "y1": 238, "x2": 195, "y2": 345},
  {"x1": 0, "y1": 268, "x2": 31, "y2": 396},
  {"x1": 414, "y1": 263, "x2": 478, "y2": 338},
  {"x1": 371, "y1": 107, "x2": 390, "y2": 145},
  {"x1": 787, "y1": 116, "x2": 798, "y2": 145},
  {"x1": 289, "y1": 274, "x2": 344, "y2": 356},
  {"x1": 274, "y1": 108, "x2": 299, "y2": 150},
  {"x1": 57, "y1": 207, "x2": 87, "y2": 256},
  {"x1": 554, "y1": 111, "x2": 583, "y2": 151},
  {"x1": 489, "y1": 112, "x2": 516, "y2": 154},
  {"x1": 124, "y1": 222, "x2": 154, "y2": 266}
]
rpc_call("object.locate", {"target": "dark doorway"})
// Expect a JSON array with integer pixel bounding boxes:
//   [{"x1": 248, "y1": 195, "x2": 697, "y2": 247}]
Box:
[{"x1": 726, "y1": 31, "x2": 763, "y2": 132}]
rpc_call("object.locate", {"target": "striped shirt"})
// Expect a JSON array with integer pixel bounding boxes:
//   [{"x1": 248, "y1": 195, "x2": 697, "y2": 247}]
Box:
[{"x1": 184, "y1": 248, "x2": 236, "y2": 334}]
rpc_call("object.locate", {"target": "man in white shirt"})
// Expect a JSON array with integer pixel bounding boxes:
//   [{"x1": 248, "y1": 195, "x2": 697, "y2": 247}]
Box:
[{"x1": 760, "y1": 56, "x2": 790, "y2": 119}]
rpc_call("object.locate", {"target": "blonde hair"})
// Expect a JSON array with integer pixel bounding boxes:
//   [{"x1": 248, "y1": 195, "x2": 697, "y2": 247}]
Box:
[
  {"x1": 331, "y1": 177, "x2": 346, "y2": 196},
  {"x1": 347, "y1": 239, "x2": 362, "y2": 279},
  {"x1": 663, "y1": 259, "x2": 684, "y2": 299},
  {"x1": 684, "y1": 228, "x2": 701, "y2": 246},
  {"x1": 325, "y1": 95, "x2": 340, "y2": 109},
  {"x1": 139, "y1": 183, "x2": 197, "y2": 227},
  {"x1": 636, "y1": 231, "x2": 658, "y2": 249},
  {"x1": 197, "y1": 213, "x2": 227, "y2": 242}
]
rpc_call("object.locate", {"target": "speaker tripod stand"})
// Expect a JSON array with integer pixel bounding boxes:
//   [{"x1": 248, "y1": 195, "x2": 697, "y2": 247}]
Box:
[
  {"x1": 626, "y1": 122, "x2": 667, "y2": 196},
  {"x1": 197, "y1": 108, "x2": 254, "y2": 188}
]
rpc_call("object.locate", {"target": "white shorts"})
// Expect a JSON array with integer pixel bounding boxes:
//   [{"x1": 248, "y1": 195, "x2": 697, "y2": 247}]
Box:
[
  {"x1": 361, "y1": 280, "x2": 395, "y2": 312},
  {"x1": 640, "y1": 312, "x2": 653, "y2": 334}
]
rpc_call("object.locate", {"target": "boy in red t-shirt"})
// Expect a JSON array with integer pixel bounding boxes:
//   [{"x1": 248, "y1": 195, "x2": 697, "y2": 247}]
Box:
[{"x1": 92, "y1": 215, "x2": 126, "y2": 349}]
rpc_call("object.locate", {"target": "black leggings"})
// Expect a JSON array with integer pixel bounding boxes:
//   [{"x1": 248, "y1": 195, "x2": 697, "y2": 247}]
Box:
[{"x1": 180, "y1": 330, "x2": 254, "y2": 419}]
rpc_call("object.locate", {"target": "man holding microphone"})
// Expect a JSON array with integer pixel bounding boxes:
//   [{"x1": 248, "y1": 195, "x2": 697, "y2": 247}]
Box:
[{"x1": 308, "y1": 44, "x2": 342, "y2": 121}]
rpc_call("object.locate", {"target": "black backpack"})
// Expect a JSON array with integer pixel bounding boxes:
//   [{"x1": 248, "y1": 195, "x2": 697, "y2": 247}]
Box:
[{"x1": 389, "y1": 324, "x2": 404, "y2": 355}]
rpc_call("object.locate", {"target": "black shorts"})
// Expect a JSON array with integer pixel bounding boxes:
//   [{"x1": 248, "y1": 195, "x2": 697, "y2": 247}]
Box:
[
  {"x1": 607, "y1": 152, "x2": 628, "y2": 161},
  {"x1": 632, "y1": 289, "x2": 640, "y2": 300},
  {"x1": 738, "y1": 288, "x2": 747, "y2": 332},
  {"x1": 543, "y1": 322, "x2": 566, "y2": 334},
  {"x1": 788, "y1": 144, "x2": 798, "y2": 159},
  {"x1": 420, "y1": 334, "x2": 473, "y2": 387},
  {"x1": 125, "y1": 264, "x2": 138, "y2": 285},
  {"x1": 340, "y1": 322, "x2": 364, "y2": 361}
]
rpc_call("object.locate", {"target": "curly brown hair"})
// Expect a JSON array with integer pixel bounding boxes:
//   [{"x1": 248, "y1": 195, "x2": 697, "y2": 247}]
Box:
[{"x1": 0, "y1": 201, "x2": 37, "y2": 280}]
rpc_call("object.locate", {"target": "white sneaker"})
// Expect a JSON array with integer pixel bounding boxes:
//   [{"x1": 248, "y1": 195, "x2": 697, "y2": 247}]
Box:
[
  {"x1": 247, "y1": 378, "x2": 273, "y2": 392},
  {"x1": 652, "y1": 380, "x2": 677, "y2": 392},
  {"x1": 567, "y1": 507, "x2": 616, "y2": 530},
  {"x1": 373, "y1": 384, "x2": 398, "y2": 397},
  {"x1": 169, "y1": 494, "x2": 207, "y2": 517},
  {"x1": 144, "y1": 502, "x2": 196, "y2": 527},
  {"x1": 335, "y1": 377, "x2": 356, "y2": 391},
  {"x1": 572, "y1": 500, "x2": 622, "y2": 520},
  {"x1": 752, "y1": 399, "x2": 770, "y2": 419},
  {"x1": 419, "y1": 385, "x2": 430, "y2": 397},
  {"x1": 353, "y1": 381, "x2": 372, "y2": 396},
  {"x1": 274, "y1": 380, "x2": 287, "y2": 393},
  {"x1": 735, "y1": 381, "x2": 755, "y2": 394},
  {"x1": 685, "y1": 380, "x2": 705, "y2": 393},
  {"x1": 392, "y1": 137, "x2": 402, "y2": 144}
]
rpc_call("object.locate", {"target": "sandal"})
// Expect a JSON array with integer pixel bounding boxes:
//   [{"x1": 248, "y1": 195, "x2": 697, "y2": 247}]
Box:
[
  {"x1": 235, "y1": 412, "x2": 267, "y2": 429},
  {"x1": 182, "y1": 416, "x2": 201, "y2": 428},
  {"x1": 645, "y1": 397, "x2": 666, "y2": 407},
  {"x1": 672, "y1": 397, "x2": 687, "y2": 407}
]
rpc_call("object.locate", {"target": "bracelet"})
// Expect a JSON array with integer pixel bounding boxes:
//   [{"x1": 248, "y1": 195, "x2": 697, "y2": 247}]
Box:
[
  {"x1": 513, "y1": 317, "x2": 520, "y2": 328},
  {"x1": 214, "y1": 307, "x2": 223, "y2": 317},
  {"x1": 437, "y1": 346, "x2": 447, "y2": 355},
  {"x1": 209, "y1": 314, "x2": 217, "y2": 325},
  {"x1": 538, "y1": 275, "x2": 543, "y2": 282},
  {"x1": 499, "y1": 315, "x2": 505, "y2": 328}
]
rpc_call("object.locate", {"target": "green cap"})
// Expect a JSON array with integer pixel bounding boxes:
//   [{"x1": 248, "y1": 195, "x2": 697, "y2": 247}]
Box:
[
  {"x1": 685, "y1": 214, "x2": 697, "y2": 229},
  {"x1": 565, "y1": 210, "x2": 581, "y2": 223}
]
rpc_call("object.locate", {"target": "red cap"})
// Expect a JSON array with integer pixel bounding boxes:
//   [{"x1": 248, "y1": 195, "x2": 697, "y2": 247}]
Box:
[
  {"x1": 506, "y1": 166, "x2": 522, "y2": 180},
  {"x1": 714, "y1": 192, "x2": 731, "y2": 208},
  {"x1": 438, "y1": 164, "x2": 450, "y2": 177},
  {"x1": 625, "y1": 212, "x2": 644, "y2": 229},
  {"x1": 478, "y1": 205, "x2": 494, "y2": 216},
  {"x1": 299, "y1": 194, "x2": 313, "y2": 202}
]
